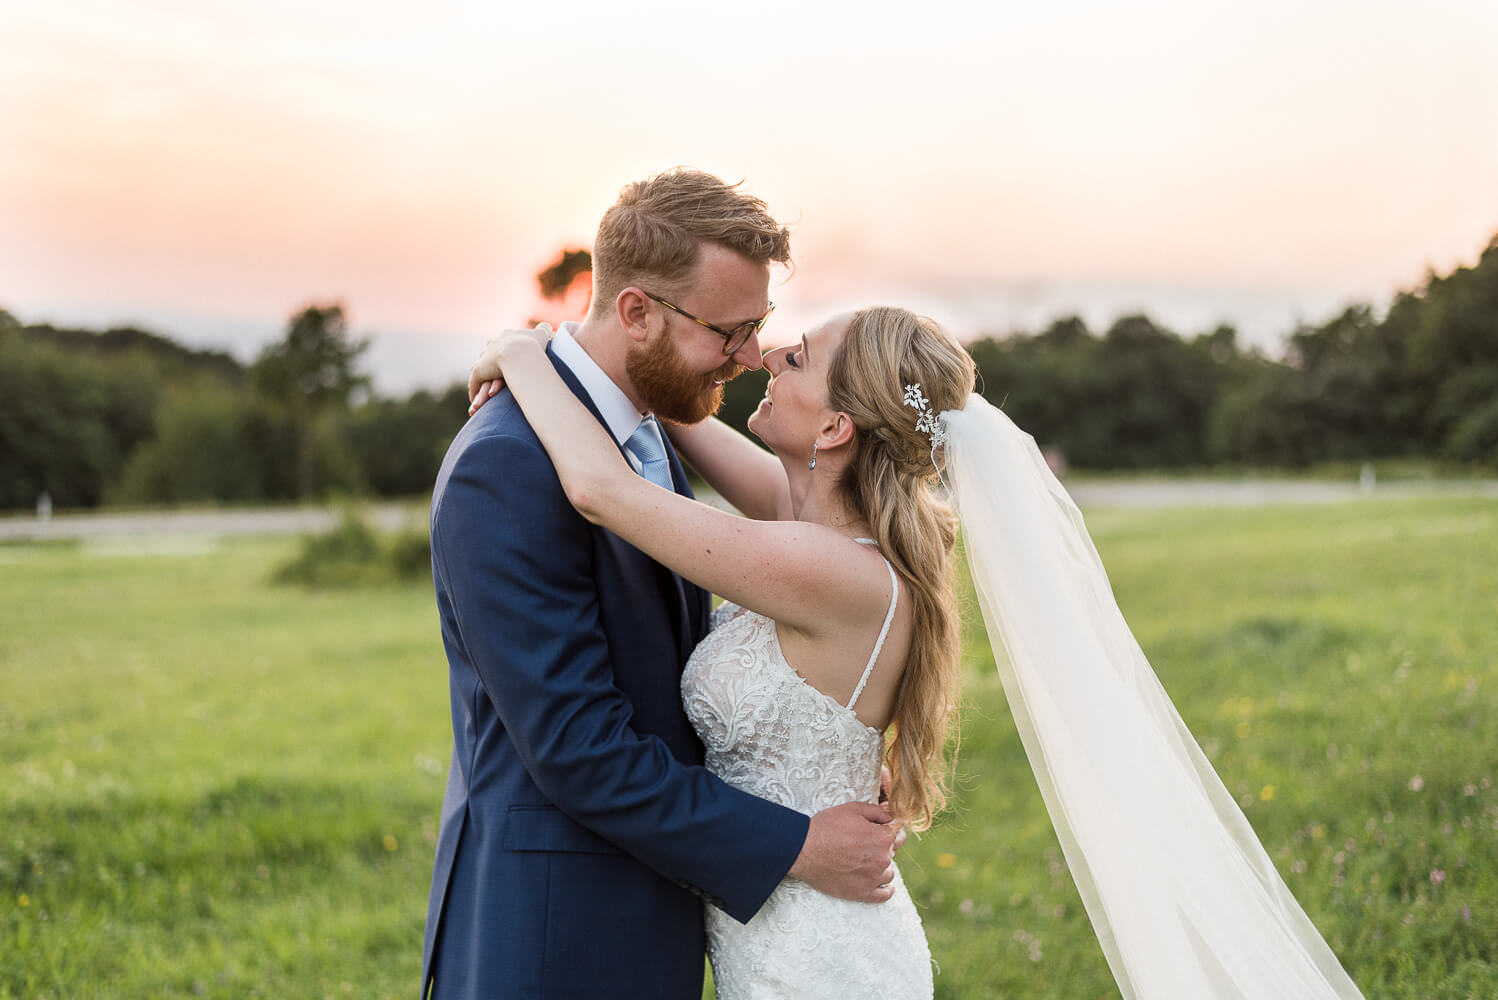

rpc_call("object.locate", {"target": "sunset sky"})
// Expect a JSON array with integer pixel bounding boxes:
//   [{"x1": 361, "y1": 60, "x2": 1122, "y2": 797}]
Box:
[{"x1": 4, "y1": 0, "x2": 1496, "y2": 392}]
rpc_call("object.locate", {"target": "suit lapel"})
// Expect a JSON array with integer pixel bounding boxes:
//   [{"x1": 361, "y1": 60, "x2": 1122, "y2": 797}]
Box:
[
  {"x1": 661, "y1": 433, "x2": 711, "y2": 648},
  {"x1": 546, "y1": 346, "x2": 707, "y2": 658},
  {"x1": 546, "y1": 344, "x2": 614, "y2": 439}
]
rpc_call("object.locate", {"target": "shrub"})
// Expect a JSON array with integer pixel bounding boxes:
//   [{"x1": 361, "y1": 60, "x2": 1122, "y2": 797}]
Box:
[
  {"x1": 272, "y1": 510, "x2": 430, "y2": 587},
  {"x1": 387, "y1": 529, "x2": 433, "y2": 582}
]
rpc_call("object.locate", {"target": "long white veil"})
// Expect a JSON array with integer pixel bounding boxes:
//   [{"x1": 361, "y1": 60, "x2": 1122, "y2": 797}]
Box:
[{"x1": 941, "y1": 394, "x2": 1363, "y2": 999}]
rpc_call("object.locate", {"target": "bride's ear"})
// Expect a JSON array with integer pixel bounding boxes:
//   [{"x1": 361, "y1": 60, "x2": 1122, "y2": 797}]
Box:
[{"x1": 817, "y1": 411, "x2": 858, "y2": 452}]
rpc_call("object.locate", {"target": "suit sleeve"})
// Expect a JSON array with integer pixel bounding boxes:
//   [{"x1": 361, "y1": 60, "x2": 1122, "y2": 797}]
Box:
[{"x1": 431, "y1": 426, "x2": 809, "y2": 922}]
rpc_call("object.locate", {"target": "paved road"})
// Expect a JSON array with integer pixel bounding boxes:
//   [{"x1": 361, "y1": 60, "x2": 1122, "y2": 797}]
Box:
[
  {"x1": 0, "y1": 502, "x2": 422, "y2": 542},
  {"x1": 1066, "y1": 478, "x2": 1498, "y2": 509},
  {"x1": 2, "y1": 481, "x2": 1494, "y2": 542}
]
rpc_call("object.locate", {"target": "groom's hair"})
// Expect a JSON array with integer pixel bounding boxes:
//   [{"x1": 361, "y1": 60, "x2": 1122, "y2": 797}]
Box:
[{"x1": 589, "y1": 168, "x2": 792, "y2": 317}]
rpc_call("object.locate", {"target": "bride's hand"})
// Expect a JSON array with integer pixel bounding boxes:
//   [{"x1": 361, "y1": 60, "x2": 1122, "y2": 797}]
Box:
[{"x1": 467, "y1": 323, "x2": 554, "y2": 415}]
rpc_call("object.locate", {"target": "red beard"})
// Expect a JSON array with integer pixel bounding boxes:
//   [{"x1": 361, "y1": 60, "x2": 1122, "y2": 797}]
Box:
[{"x1": 626, "y1": 331, "x2": 744, "y2": 425}]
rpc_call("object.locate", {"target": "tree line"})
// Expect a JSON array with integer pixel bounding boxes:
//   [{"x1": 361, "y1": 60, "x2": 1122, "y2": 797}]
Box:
[
  {"x1": 0, "y1": 305, "x2": 466, "y2": 509},
  {"x1": 3, "y1": 232, "x2": 1495, "y2": 511},
  {"x1": 721, "y1": 233, "x2": 1498, "y2": 472}
]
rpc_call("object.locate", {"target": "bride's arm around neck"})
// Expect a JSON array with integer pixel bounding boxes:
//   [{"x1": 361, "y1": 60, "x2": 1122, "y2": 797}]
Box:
[
  {"x1": 490, "y1": 334, "x2": 891, "y2": 641},
  {"x1": 664, "y1": 416, "x2": 791, "y2": 522}
]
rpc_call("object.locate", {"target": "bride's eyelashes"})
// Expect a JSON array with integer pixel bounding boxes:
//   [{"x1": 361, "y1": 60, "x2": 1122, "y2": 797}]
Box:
[{"x1": 785, "y1": 351, "x2": 801, "y2": 369}]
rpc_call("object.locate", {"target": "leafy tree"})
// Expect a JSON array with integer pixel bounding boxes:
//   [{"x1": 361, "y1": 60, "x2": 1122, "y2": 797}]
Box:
[
  {"x1": 537, "y1": 248, "x2": 593, "y2": 300},
  {"x1": 1444, "y1": 394, "x2": 1498, "y2": 463},
  {"x1": 531, "y1": 247, "x2": 594, "y2": 327},
  {"x1": 971, "y1": 318, "x2": 1098, "y2": 455},
  {"x1": 251, "y1": 304, "x2": 369, "y2": 412},
  {"x1": 113, "y1": 390, "x2": 291, "y2": 503},
  {"x1": 344, "y1": 386, "x2": 469, "y2": 496},
  {"x1": 8, "y1": 317, "x2": 243, "y2": 383},
  {"x1": 250, "y1": 304, "x2": 369, "y2": 497},
  {"x1": 974, "y1": 314, "x2": 1233, "y2": 469},
  {"x1": 0, "y1": 332, "x2": 162, "y2": 507},
  {"x1": 1413, "y1": 236, "x2": 1498, "y2": 449},
  {"x1": 1209, "y1": 362, "x2": 1320, "y2": 466},
  {"x1": 1090, "y1": 315, "x2": 1219, "y2": 466}
]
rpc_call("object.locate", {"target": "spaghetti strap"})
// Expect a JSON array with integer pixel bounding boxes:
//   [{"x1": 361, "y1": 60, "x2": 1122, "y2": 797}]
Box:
[{"x1": 848, "y1": 541, "x2": 899, "y2": 711}]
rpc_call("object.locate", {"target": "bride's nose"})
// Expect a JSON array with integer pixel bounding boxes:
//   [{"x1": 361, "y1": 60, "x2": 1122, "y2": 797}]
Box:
[{"x1": 761, "y1": 346, "x2": 790, "y2": 374}]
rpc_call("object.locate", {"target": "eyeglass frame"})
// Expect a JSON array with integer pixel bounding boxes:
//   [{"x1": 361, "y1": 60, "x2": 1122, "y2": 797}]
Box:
[{"x1": 638, "y1": 290, "x2": 775, "y2": 356}]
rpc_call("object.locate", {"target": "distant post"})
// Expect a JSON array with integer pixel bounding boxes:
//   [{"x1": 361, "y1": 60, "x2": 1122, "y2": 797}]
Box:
[{"x1": 36, "y1": 491, "x2": 52, "y2": 524}]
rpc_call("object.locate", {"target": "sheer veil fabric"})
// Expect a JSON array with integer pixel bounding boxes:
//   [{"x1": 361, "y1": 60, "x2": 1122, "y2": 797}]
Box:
[{"x1": 941, "y1": 394, "x2": 1364, "y2": 999}]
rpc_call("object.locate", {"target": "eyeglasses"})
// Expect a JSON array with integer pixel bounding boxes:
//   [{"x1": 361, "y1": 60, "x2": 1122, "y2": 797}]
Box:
[{"x1": 640, "y1": 290, "x2": 775, "y2": 356}]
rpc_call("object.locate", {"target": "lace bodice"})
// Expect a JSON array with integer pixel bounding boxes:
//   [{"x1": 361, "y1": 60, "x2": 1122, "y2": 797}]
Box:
[
  {"x1": 682, "y1": 604, "x2": 885, "y2": 814},
  {"x1": 680, "y1": 545, "x2": 933, "y2": 999}
]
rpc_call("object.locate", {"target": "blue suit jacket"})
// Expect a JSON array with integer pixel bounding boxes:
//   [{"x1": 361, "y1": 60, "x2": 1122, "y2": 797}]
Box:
[{"x1": 421, "y1": 349, "x2": 809, "y2": 999}]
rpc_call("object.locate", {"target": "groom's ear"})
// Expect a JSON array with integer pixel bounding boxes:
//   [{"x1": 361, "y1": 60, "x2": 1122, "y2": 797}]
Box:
[{"x1": 617, "y1": 288, "x2": 651, "y2": 343}]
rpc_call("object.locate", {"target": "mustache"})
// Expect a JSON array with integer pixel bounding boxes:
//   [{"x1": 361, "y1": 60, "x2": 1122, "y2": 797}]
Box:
[{"x1": 711, "y1": 361, "x2": 747, "y2": 383}]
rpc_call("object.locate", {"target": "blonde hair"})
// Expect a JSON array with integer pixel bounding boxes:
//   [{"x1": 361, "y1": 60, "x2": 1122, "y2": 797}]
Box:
[
  {"x1": 826, "y1": 307, "x2": 975, "y2": 831},
  {"x1": 590, "y1": 169, "x2": 792, "y2": 316}
]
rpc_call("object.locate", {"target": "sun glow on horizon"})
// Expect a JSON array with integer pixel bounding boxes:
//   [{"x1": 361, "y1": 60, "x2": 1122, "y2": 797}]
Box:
[{"x1": 3, "y1": 0, "x2": 1496, "y2": 389}]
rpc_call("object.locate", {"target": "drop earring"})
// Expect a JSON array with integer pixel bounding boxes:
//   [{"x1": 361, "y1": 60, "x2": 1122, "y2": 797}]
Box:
[{"x1": 808, "y1": 443, "x2": 819, "y2": 471}]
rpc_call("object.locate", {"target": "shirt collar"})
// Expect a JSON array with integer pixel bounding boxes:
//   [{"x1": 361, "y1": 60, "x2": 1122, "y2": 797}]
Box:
[{"x1": 550, "y1": 322, "x2": 643, "y2": 447}]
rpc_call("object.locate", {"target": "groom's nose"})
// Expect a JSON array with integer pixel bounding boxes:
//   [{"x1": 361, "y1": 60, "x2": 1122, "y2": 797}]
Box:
[{"x1": 731, "y1": 332, "x2": 765, "y2": 371}]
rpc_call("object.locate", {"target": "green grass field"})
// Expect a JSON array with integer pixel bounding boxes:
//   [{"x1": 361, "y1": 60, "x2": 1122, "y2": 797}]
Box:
[{"x1": 2, "y1": 497, "x2": 1495, "y2": 999}]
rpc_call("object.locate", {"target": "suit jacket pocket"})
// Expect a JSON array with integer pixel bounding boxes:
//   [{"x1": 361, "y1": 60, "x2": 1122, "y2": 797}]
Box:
[{"x1": 502, "y1": 805, "x2": 625, "y2": 855}]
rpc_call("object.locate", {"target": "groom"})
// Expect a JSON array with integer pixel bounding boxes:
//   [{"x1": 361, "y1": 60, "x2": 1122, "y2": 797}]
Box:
[{"x1": 423, "y1": 170, "x2": 901, "y2": 999}]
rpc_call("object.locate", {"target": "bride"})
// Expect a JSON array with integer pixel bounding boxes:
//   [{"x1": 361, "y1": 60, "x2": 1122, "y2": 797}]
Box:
[{"x1": 468, "y1": 306, "x2": 1366, "y2": 999}]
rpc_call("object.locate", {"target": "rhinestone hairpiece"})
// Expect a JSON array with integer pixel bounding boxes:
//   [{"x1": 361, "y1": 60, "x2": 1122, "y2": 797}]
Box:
[{"x1": 903, "y1": 383, "x2": 949, "y2": 450}]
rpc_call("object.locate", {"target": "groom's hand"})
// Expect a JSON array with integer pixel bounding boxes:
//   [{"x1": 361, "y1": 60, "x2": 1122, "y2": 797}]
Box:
[{"x1": 789, "y1": 801, "x2": 901, "y2": 904}]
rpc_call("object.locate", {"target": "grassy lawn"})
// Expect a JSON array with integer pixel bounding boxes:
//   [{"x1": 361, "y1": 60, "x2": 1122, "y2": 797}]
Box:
[
  {"x1": 913, "y1": 498, "x2": 1498, "y2": 999},
  {"x1": 2, "y1": 496, "x2": 1495, "y2": 999}
]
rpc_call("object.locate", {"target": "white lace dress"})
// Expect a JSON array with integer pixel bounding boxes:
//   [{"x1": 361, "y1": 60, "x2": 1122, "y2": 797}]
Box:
[{"x1": 681, "y1": 546, "x2": 934, "y2": 1000}]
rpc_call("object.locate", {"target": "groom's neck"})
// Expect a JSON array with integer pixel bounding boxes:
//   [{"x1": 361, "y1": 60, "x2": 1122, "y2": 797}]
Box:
[{"x1": 570, "y1": 316, "x2": 647, "y2": 412}]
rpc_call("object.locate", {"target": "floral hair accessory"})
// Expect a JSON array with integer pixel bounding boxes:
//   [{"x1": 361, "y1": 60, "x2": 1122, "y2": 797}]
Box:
[{"x1": 903, "y1": 383, "x2": 949, "y2": 450}]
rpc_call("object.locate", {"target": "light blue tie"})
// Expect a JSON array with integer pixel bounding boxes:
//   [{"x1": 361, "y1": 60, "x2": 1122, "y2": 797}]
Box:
[{"x1": 625, "y1": 415, "x2": 673, "y2": 490}]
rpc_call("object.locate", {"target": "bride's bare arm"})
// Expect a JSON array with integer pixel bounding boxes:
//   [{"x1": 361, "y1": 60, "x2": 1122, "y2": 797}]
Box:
[
  {"x1": 468, "y1": 329, "x2": 789, "y2": 519},
  {"x1": 467, "y1": 326, "x2": 547, "y2": 414},
  {"x1": 488, "y1": 334, "x2": 889, "y2": 637},
  {"x1": 662, "y1": 417, "x2": 790, "y2": 522}
]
